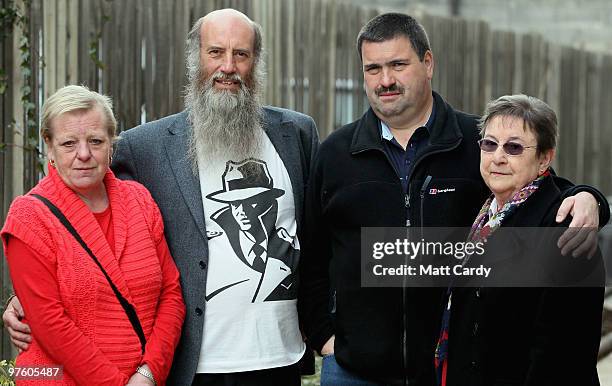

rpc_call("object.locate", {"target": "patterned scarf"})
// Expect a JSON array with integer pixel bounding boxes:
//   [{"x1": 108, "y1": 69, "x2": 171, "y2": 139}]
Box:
[
  {"x1": 468, "y1": 170, "x2": 549, "y2": 243},
  {"x1": 434, "y1": 171, "x2": 549, "y2": 386}
]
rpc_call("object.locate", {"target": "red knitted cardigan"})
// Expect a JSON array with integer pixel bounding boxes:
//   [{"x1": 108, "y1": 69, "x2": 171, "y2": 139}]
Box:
[{"x1": 1, "y1": 165, "x2": 185, "y2": 385}]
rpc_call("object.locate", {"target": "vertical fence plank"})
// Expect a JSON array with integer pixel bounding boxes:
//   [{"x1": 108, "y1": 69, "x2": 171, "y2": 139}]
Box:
[
  {"x1": 27, "y1": 0, "x2": 43, "y2": 186},
  {"x1": 43, "y1": 0, "x2": 57, "y2": 97},
  {"x1": 574, "y1": 48, "x2": 588, "y2": 184},
  {"x1": 325, "y1": 0, "x2": 336, "y2": 134},
  {"x1": 124, "y1": 1, "x2": 138, "y2": 130},
  {"x1": 600, "y1": 56, "x2": 612, "y2": 195},
  {"x1": 174, "y1": 0, "x2": 190, "y2": 114},
  {"x1": 271, "y1": 0, "x2": 282, "y2": 107},
  {"x1": 67, "y1": 0, "x2": 78, "y2": 84},
  {"x1": 133, "y1": 0, "x2": 145, "y2": 127},
  {"x1": 10, "y1": 4, "x2": 24, "y2": 199},
  {"x1": 143, "y1": 1, "x2": 155, "y2": 123},
  {"x1": 582, "y1": 52, "x2": 599, "y2": 186},
  {"x1": 77, "y1": 0, "x2": 91, "y2": 87},
  {"x1": 55, "y1": 0, "x2": 66, "y2": 89},
  {"x1": 558, "y1": 47, "x2": 578, "y2": 180}
]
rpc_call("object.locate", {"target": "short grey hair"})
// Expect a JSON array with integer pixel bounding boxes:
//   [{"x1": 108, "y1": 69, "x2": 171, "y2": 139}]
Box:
[
  {"x1": 357, "y1": 13, "x2": 431, "y2": 62},
  {"x1": 478, "y1": 94, "x2": 558, "y2": 156},
  {"x1": 40, "y1": 85, "x2": 117, "y2": 141},
  {"x1": 185, "y1": 16, "x2": 263, "y2": 82}
]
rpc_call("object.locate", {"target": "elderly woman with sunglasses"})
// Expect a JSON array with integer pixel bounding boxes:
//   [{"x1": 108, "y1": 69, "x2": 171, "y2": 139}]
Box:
[{"x1": 435, "y1": 95, "x2": 604, "y2": 386}]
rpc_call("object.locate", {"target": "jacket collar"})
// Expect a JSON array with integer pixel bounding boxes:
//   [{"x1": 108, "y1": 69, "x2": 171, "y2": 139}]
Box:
[
  {"x1": 164, "y1": 110, "x2": 205, "y2": 240},
  {"x1": 349, "y1": 91, "x2": 463, "y2": 154},
  {"x1": 259, "y1": 108, "x2": 306, "y2": 228},
  {"x1": 167, "y1": 110, "x2": 191, "y2": 135}
]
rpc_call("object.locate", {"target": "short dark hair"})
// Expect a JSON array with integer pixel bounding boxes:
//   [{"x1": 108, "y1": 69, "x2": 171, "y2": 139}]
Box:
[
  {"x1": 478, "y1": 94, "x2": 558, "y2": 156},
  {"x1": 356, "y1": 13, "x2": 431, "y2": 61}
]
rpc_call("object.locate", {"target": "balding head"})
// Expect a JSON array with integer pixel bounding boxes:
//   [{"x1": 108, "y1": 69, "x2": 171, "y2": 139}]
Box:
[
  {"x1": 185, "y1": 8, "x2": 263, "y2": 83},
  {"x1": 200, "y1": 9, "x2": 262, "y2": 57},
  {"x1": 202, "y1": 8, "x2": 252, "y2": 25}
]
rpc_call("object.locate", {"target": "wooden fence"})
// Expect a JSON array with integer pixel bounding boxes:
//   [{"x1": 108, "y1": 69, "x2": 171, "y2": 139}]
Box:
[{"x1": 1, "y1": 0, "x2": 612, "y2": 359}]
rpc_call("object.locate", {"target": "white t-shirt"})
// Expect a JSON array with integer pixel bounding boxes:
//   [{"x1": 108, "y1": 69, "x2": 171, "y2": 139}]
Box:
[{"x1": 196, "y1": 132, "x2": 305, "y2": 373}]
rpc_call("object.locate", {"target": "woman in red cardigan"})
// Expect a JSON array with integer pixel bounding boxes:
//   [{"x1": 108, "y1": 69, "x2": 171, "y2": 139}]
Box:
[{"x1": 1, "y1": 85, "x2": 185, "y2": 385}]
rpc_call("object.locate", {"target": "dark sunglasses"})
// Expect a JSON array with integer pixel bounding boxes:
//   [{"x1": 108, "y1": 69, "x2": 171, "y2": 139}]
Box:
[{"x1": 478, "y1": 138, "x2": 537, "y2": 156}]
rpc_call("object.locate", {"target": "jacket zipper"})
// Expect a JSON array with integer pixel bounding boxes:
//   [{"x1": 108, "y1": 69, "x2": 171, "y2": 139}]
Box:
[
  {"x1": 405, "y1": 193, "x2": 411, "y2": 226},
  {"x1": 403, "y1": 189, "x2": 410, "y2": 385},
  {"x1": 367, "y1": 147, "x2": 411, "y2": 381},
  {"x1": 353, "y1": 139, "x2": 461, "y2": 384}
]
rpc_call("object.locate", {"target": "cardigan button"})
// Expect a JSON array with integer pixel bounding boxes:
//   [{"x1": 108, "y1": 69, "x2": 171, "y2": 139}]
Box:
[
  {"x1": 195, "y1": 307, "x2": 203, "y2": 316},
  {"x1": 199, "y1": 261, "x2": 207, "y2": 270}
]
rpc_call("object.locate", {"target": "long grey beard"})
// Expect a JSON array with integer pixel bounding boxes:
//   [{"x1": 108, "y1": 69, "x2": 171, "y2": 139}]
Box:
[{"x1": 185, "y1": 73, "x2": 264, "y2": 172}]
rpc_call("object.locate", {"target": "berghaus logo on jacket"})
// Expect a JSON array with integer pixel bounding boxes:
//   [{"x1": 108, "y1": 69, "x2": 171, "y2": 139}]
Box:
[{"x1": 429, "y1": 187, "x2": 456, "y2": 195}]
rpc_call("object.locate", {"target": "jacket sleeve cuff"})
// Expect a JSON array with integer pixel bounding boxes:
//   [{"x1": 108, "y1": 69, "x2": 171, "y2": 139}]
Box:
[{"x1": 308, "y1": 325, "x2": 335, "y2": 354}]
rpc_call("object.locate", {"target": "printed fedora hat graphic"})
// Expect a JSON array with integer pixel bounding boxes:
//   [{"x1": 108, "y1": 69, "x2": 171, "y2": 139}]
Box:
[{"x1": 207, "y1": 159, "x2": 284, "y2": 203}]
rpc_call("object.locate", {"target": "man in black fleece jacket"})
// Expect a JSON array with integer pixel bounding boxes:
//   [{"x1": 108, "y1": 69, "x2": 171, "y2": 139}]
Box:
[{"x1": 298, "y1": 12, "x2": 609, "y2": 386}]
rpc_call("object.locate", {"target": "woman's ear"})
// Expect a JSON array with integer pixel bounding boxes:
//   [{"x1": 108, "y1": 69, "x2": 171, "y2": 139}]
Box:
[
  {"x1": 44, "y1": 135, "x2": 53, "y2": 162},
  {"x1": 538, "y1": 148, "x2": 555, "y2": 174}
]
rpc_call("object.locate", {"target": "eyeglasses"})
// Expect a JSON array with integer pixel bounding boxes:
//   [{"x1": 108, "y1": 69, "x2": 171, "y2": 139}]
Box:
[{"x1": 478, "y1": 138, "x2": 537, "y2": 156}]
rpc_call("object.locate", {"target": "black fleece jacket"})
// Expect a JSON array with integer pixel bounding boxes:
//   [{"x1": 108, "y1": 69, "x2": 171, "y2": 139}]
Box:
[
  {"x1": 447, "y1": 176, "x2": 604, "y2": 386},
  {"x1": 298, "y1": 92, "x2": 609, "y2": 386}
]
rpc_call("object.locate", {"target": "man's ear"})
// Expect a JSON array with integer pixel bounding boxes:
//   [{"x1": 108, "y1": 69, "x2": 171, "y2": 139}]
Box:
[{"x1": 423, "y1": 50, "x2": 434, "y2": 80}]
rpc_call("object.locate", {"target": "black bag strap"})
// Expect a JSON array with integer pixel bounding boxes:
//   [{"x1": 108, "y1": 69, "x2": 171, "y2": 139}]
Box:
[{"x1": 31, "y1": 193, "x2": 147, "y2": 354}]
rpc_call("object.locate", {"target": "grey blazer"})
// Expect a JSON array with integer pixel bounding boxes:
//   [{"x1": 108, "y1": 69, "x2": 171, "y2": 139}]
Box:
[{"x1": 112, "y1": 107, "x2": 319, "y2": 386}]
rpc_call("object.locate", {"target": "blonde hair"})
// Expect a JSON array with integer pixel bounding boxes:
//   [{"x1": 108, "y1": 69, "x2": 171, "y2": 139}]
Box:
[{"x1": 40, "y1": 85, "x2": 117, "y2": 142}]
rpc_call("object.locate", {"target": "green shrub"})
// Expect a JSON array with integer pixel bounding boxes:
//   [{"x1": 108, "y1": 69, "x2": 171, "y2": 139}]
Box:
[{"x1": 0, "y1": 359, "x2": 15, "y2": 386}]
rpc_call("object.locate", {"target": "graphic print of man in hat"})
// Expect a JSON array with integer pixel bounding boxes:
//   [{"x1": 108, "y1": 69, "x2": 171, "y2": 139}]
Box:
[{"x1": 205, "y1": 158, "x2": 299, "y2": 302}]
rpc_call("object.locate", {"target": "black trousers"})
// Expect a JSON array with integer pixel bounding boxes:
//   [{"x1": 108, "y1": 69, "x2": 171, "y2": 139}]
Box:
[{"x1": 191, "y1": 363, "x2": 301, "y2": 386}]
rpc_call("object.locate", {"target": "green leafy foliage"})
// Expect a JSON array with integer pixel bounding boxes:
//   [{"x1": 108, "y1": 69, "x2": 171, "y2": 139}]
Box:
[
  {"x1": 88, "y1": 7, "x2": 111, "y2": 70},
  {"x1": 0, "y1": 0, "x2": 18, "y2": 39},
  {"x1": 0, "y1": 359, "x2": 15, "y2": 386}
]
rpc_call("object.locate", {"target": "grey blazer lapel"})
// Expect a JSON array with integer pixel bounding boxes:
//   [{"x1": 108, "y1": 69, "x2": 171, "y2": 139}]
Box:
[
  {"x1": 164, "y1": 121, "x2": 207, "y2": 240},
  {"x1": 262, "y1": 109, "x2": 305, "y2": 228}
]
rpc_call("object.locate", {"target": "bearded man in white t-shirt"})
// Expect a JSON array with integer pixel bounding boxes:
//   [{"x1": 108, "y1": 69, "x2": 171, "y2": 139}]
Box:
[{"x1": 3, "y1": 8, "x2": 319, "y2": 386}]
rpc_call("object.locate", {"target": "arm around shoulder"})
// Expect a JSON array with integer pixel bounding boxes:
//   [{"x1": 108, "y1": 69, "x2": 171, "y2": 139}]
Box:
[{"x1": 554, "y1": 175, "x2": 610, "y2": 226}]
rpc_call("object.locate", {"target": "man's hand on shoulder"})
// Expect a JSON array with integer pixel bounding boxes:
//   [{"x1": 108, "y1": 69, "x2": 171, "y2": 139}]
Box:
[{"x1": 556, "y1": 191, "x2": 599, "y2": 257}]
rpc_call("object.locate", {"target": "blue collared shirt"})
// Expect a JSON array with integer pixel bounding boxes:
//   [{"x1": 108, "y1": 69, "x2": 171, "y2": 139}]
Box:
[{"x1": 380, "y1": 103, "x2": 436, "y2": 193}]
